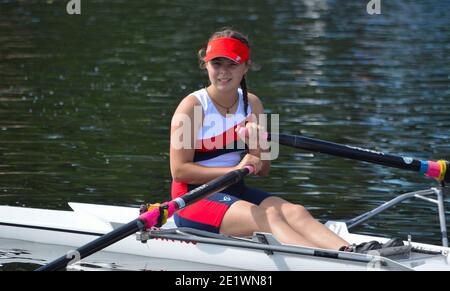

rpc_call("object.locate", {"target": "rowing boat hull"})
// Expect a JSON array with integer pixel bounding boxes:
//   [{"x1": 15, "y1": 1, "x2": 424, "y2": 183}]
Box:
[{"x1": 1, "y1": 203, "x2": 449, "y2": 270}]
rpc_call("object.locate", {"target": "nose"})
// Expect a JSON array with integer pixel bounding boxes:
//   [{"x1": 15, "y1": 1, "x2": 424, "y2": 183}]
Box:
[{"x1": 218, "y1": 65, "x2": 229, "y2": 74}]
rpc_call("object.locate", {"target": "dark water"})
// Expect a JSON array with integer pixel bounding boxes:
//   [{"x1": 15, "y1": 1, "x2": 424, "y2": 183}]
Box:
[{"x1": 1, "y1": 0, "x2": 449, "y2": 270}]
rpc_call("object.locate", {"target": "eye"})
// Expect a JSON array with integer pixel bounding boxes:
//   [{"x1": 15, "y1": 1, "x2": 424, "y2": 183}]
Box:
[{"x1": 225, "y1": 63, "x2": 237, "y2": 69}]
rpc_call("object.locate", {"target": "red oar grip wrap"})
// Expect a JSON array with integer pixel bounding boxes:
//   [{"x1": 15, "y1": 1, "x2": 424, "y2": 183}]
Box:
[
  {"x1": 422, "y1": 160, "x2": 449, "y2": 182},
  {"x1": 138, "y1": 202, "x2": 177, "y2": 229},
  {"x1": 244, "y1": 165, "x2": 256, "y2": 175}
]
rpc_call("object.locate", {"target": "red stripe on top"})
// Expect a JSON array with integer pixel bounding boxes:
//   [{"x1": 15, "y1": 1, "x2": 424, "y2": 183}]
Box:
[{"x1": 195, "y1": 124, "x2": 242, "y2": 152}]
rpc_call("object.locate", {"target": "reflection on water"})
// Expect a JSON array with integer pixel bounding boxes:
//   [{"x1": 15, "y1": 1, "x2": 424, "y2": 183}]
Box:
[{"x1": 1, "y1": 0, "x2": 449, "y2": 269}]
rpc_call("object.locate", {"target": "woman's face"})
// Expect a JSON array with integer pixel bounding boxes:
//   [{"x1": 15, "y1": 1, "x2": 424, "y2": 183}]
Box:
[{"x1": 205, "y1": 57, "x2": 249, "y2": 92}]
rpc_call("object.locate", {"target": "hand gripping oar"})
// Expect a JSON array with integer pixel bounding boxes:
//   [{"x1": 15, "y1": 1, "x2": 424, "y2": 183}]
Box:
[
  {"x1": 270, "y1": 133, "x2": 449, "y2": 183},
  {"x1": 36, "y1": 166, "x2": 254, "y2": 271}
]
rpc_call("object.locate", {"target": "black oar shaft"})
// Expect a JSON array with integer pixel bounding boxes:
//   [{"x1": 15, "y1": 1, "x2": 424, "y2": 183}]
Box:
[
  {"x1": 35, "y1": 219, "x2": 144, "y2": 271},
  {"x1": 178, "y1": 167, "x2": 252, "y2": 208},
  {"x1": 274, "y1": 133, "x2": 421, "y2": 171},
  {"x1": 270, "y1": 133, "x2": 449, "y2": 182},
  {"x1": 36, "y1": 167, "x2": 252, "y2": 271}
]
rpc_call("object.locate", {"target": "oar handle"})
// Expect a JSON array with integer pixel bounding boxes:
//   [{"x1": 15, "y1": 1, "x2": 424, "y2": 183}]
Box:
[
  {"x1": 268, "y1": 133, "x2": 449, "y2": 183},
  {"x1": 138, "y1": 166, "x2": 254, "y2": 229}
]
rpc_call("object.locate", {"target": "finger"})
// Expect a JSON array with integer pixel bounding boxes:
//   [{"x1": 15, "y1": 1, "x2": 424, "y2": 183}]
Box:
[
  {"x1": 235, "y1": 124, "x2": 242, "y2": 133},
  {"x1": 245, "y1": 113, "x2": 257, "y2": 124},
  {"x1": 254, "y1": 164, "x2": 262, "y2": 174}
]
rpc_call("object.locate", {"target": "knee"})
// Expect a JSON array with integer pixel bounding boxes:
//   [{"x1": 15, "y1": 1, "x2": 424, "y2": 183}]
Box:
[
  {"x1": 243, "y1": 206, "x2": 285, "y2": 233},
  {"x1": 286, "y1": 204, "x2": 313, "y2": 222},
  {"x1": 264, "y1": 207, "x2": 285, "y2": 223}
]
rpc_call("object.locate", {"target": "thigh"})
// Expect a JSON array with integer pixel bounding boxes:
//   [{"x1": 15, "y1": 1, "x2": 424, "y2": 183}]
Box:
[
  {"x1": 259, "y1": 196, "x2": 292, "y2": 209},
  {"x1": 219, "y1": 200, "x2": 268, "y2": 237},
  {"x1": 260, "y1": 196, "x2": 311, "y2": 222},
  {"x1": 174, "y1": 192, "x2": 240, "y2": 233}
]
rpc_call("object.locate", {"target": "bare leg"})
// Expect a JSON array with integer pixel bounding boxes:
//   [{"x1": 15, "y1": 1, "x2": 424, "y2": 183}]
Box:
[
  {"x1": 260, "y1": 196, "x2": 349, "y2": 250},
  {"x1": 220, "y1": 200, "x2": 317, "y2": 248}
]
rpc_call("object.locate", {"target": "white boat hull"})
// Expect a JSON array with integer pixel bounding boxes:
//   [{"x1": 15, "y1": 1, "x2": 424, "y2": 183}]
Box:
[{"x1": 1, "y1": 203, "x2": 449, "y2": 271}]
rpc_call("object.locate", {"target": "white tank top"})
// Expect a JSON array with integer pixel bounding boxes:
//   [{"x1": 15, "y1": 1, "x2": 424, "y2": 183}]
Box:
[{"x1": 192, "y1": 88, "x2": 252, "y2": 167}]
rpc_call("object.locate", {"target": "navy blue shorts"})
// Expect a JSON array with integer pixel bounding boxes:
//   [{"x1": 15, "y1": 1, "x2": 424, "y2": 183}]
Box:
[{"x1": 174, "y1": 181, "x2": 272, "y2": 233}]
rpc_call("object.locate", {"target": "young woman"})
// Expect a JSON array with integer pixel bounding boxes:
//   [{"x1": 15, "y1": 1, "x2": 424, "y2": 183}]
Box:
[{"x1": 169, "y1": 28, "x2": 350, "y2": 250}]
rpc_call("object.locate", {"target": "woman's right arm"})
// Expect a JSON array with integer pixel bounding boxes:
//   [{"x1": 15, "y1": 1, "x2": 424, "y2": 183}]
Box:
[{"x1": 170, "y1": 95, "x2": 260, "y2": 185}]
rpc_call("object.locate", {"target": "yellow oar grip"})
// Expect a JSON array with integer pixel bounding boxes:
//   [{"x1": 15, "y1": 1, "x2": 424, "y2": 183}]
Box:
[
  {"x1": 438, "y1": 160, "x2": 447, "y2": 182},
  {"x1": 147, "y1": 203, "x2": 168, "y2": 226}
]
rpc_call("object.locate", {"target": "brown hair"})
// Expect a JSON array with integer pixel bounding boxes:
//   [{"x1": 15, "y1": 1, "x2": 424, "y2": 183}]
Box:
[{"x1": 198, "y1": 28, "x2": 251, "y2": 116}]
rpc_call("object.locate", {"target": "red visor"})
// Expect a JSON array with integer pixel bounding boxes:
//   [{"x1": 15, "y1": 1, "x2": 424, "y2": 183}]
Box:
[{"x1": 204, "y1": 37, "x2": 250, "y2": 64}]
